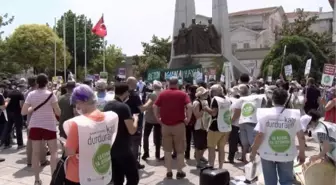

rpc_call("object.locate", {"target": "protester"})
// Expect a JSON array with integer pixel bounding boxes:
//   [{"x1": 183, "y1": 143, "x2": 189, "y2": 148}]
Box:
[
  {"x1": 21, "y1": 73, "x2": 61, "y2": 185},
  {"x1": 304, "y1": 77, "x2": 321, "y2": 114},
  {"x1": 63, "y1": 84, "x2": 118, "y2": 185},
  {"x1": 142, "y1": 80, "x2": 163, "y2": 161},
  {"x1": 203, "y1": 84, "x2": 232, "y2": 168},
  {"x1": 24, "y1": 76, "x2": 49, "y2": 168},
  {"x1": 95, "y1": 79, "x2": 114, "y2": 111},
  {"x1": 104, "y1": 82, "x2": 140, "y2": 185},
  {"x1": 58, "y1": 81, "x2": 77, "y2": 138},
  {"x1": 324, "y1": 87, "x2": 336, "y2": 123},
  {"x1": 227, "y1": 88, "x2": 240, "y2": 163},
  {"x1": 154, "y1": 77, "x2": 192, "y2": 179},
  {"x1": 185, "y1": 85, "x2": 197, "y2": 160},
  {"x1": 250, "y1": 88, "x2": 306, "y2": 185},
  {"x1": 0, "y1": 82, "x2": 7, "y2": 162},
  {"x1": 2, "y1": 81, "x2": 25, "y2": 149},
  {"x1": 193, "y1": 86, "x2": 209, "y2": 168}
]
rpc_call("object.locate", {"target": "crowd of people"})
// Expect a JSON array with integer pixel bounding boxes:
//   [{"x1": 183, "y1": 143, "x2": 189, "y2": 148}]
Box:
[{"x1": 0, "y1": 73, "x2": 335, "y2": 185}]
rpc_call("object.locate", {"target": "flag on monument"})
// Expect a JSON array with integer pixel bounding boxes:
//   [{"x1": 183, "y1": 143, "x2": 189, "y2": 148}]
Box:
[{"x1": 92, "y1": 15, "x2": 107, "y2": 37}]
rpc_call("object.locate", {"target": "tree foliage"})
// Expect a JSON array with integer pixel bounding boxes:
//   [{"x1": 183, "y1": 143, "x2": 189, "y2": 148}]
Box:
[
  {"x1": 0, "y1": 13, "x2": 14, "y2": 38},
  {"x1": 55, "y1": 10, "x2": 104, "y2": 72},
  {"x1": 6, "y1": 24, "x2": 71, "y2": 73},
  {"x1": 261, "y1": 9, "x2": 332, "y2": 80},
  {"x1": 133, "y1": 35, "x2": 170, "y2": 78},
  {"x1": 89, "y1": 44, "x2": 124, "y2": 79}
]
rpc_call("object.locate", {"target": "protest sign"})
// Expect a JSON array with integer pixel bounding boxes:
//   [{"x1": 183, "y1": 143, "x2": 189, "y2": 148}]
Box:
[{"x1": 321, "y1": 64, "x2": 336, "y2": 86}]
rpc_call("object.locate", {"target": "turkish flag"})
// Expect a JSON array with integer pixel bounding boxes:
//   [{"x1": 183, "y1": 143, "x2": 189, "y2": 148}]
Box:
[{"x1": 92, "y1": 16, "x2": 107, "y2": 38}]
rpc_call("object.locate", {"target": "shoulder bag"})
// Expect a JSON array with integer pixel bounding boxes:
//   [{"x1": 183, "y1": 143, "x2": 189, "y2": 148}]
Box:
[{"x1": 34, "y1": 93, "x2": 53, "y2": 112}]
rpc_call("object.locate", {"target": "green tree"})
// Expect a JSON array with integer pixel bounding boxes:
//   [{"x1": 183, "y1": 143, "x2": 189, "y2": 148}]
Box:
[
  {"x1": 6, "y1": 24, "x2": 71, "y2": 73},
  {"x1": 133, "y1": 35, "x2": 170, "y2": 78},
  {"x1": 55, "y1": 10, "x2": 104, "y2": 72},
  {"x1": 261, "y1": 9, "x2": 332, "y2": 80},
  {"x1": 0, "y1": 13, "x2": 14, "y2": 38},
  {"x1": 89, "y1": 44, "x2": 124, "y2": 79}
]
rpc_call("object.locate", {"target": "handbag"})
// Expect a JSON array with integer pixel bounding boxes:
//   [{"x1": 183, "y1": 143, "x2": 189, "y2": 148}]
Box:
[
  {"x1": 50, "y1": 154, "x2": 68, "y2": 185},
  {"x1": 34, "y1": 93, "x2": 53, "y2": 112}
]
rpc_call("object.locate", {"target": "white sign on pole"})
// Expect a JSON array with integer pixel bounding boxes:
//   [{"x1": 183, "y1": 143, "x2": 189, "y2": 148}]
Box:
[
  {"x1": 284, "y1": 64, "x2": 293, "y2": 81},
  {"x1": 304, "y1": 59, "x2": 312, "y2": 76}
]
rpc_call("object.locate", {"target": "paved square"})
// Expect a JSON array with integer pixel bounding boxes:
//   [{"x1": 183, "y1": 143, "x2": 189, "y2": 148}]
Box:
[{"x1": 0, "y1": 130, "x2": 319, "y2": 185}]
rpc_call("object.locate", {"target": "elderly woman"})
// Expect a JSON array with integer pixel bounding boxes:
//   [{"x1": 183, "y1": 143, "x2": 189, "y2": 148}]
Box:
[
  {"x1": 21, "y1": 74, "x2": 61, "y2": 185},
  {"x1": 63, "y1": 84, "x2": 118, "y2": 185},
  {"x1": 203, "y1": 84, "x2": 232, "y2": 168}
]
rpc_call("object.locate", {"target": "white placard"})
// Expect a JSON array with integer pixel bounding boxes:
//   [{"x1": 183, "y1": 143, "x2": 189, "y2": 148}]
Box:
[{"x1": 304, "y1": 59, "x2": 311, "y2": 76}]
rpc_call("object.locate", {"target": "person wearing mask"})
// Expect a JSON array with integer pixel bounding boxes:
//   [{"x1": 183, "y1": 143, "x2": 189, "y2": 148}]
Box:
[
  {"x1": 250, "y1": 88, "x2": 306, "y2": 185},
  {"x1": 153, "y1": 77, "x2": 192, "y2": 179},
  {"x1": 126, "y1": 77, "x2": 145, "y2": 169},
  {"x1": 193, "y1": 87, "x2": 209, "y2": 168},
  {"x1": 104, "y1": 82, "x2": 140, "y2": 185},
  {"x1": 21, "y1": 73, "x2": 61, "y2": 185},
  {"x1": 142, "y1": 81, "x2": 163, "y2": 161},
  {"x1": 58, "y1": 81, "x2": 77, "y2": 139},
  {"x1": 301, "y1": 110, "x2": 336, "y2": 165},
  {"x1": 62, "y1": 84, "x2": 118, "y2": 185},
  {"x1": 95, "y1": 80, "x2": 114, "y2": 111},
  {"x1": 24, "y1": 76, "x2": 50, "y2": 168},
  {"x1": 202, "y1": 84, "x2": 231, "y2": 168},
  {"x1": 303, "y1": 78, "x2": 321, "y2": 114},
  {"x1": 2, "y1": 81, "x2": 25, "y2": 149}
]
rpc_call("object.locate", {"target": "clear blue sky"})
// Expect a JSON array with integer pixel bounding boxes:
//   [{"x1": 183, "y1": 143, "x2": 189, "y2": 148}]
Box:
[{"x1": 0, "y1": 0, "x2": 332, "y2": 55}]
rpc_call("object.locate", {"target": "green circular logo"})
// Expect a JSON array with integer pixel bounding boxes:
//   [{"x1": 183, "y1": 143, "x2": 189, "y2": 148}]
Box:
[
  {"x1": 223, "y1": 110, "x2": 231, "y2": 125},
  {"x1": 92, "y1": 144, "x2": 111, "y2": 175},
  {"x1": 324, "y1": 75, "x2": 331, "y2": 83},
  {"x1": 242, "y1": 103, "x2": 255, "y2": 117},
  {"x1": 268, "y1": 130, "x2": 291, "y2": 153}
]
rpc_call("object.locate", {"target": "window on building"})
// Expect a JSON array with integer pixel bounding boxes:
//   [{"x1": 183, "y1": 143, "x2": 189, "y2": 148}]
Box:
[
  {"x1": 243, "y1": 43, "x2": 250, "y2": 49},
  {"x1": 232, "y1": 43, "x2": 237, "y2": 51}
]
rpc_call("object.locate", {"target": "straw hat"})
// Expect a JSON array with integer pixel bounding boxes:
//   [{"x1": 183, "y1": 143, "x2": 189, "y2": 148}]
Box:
[{"x1": 196, "y1": 86, "x2": 208, "y2": 97}]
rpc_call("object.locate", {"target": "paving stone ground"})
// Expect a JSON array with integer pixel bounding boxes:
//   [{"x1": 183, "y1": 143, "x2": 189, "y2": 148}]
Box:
[{"x1": 0, "y1": 129, "x2": 320, "y2": 185}]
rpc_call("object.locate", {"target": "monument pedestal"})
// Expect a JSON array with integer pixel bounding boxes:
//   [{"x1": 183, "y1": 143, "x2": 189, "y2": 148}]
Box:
[{"x1": 170, "y1": 53, "x2": 226, "y2": 69}]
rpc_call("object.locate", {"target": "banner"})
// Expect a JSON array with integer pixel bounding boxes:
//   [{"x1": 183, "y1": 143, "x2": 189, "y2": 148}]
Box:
[
  {"x1": 321, "y1": 64, "x2": 336, "y2": 86},
  {"x1": 208, "y1": 68, "x2": 216, "y2": 80},
  {"x1": 147, "y1": 70, "x2": 161, "y2": 82},
  {"x1": 52, "y1": 76, "x2": 63, "y2": 84},
  {"x1": 146, "y1": 65, "x2": 202, "y2": 83},
  {"x1": 118, "y1": 68, "x2": 126, "y2": 79},
  {"x1": 284, "y1": 64, "x2": 293, "y2": 81}
]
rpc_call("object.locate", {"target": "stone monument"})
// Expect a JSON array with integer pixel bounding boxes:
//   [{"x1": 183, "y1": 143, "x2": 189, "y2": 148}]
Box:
[{"x1": 169, "y1": 0, "x2": 250, "y2": 79}]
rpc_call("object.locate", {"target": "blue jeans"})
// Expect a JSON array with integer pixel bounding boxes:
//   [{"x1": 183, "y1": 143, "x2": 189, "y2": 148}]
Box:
[
  {"x1": 239, "y1": 123, "x2": 256, "y2": 153},
  {"x1": 261, "y1": 159, "x2": 294, "y2": 185}
]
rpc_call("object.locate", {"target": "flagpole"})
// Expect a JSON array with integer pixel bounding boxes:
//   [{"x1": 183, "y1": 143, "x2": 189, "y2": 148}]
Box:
[
  {"x1": 74, "y1": 16, "x2": 77, "y2": 80},
  {"x1": 63, "y1": 16, "x2": 66, "y2": 81},
  {"x1": 54, "y1": 17, "x2": 57, "y2": 77},
  {"x1": 103, "y1": 39, "x2": 106, "y2": 72},
  {"x1": 84, "y1": 18, "x2": 87, "y2": 77}
]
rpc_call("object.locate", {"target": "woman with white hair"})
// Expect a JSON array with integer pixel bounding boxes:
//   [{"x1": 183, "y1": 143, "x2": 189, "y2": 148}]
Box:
[
  {"x1": 203, "y1": 84, "x2": 232, "y2": 168},
  {"x1": 142, "y1": 80, "x2": 164, "y2": 161},
  {"x1": 63, "y1": 84, "x2": 118, "y2": 185}
]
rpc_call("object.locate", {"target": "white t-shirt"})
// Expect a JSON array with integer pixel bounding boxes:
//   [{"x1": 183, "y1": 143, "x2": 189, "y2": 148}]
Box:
[
  {"x1": 255, "y1": 107, "x2": 302, "y2": 162},
  {"x1": 300, "y1": 114, "x2": 312, "y2": 132},
  {"x1": 25, "y1": 89, "x2": 58, "y2": 131}
]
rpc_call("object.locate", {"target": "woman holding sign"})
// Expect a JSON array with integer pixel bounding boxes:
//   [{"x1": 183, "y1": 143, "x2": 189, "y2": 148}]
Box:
[{"x1": 63, "y1": 85, "x2": 118, "y2": 185}]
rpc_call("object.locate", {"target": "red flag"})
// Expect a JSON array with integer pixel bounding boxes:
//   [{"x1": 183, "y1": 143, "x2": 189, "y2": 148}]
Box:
[{"x1": 92, "y1": 16, "x2": 107, "y2": 37}]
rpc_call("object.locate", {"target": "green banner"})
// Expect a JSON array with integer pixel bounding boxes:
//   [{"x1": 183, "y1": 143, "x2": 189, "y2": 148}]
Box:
[{"x1": 146, "y1": 65, "x2": 202, "y2": 83}]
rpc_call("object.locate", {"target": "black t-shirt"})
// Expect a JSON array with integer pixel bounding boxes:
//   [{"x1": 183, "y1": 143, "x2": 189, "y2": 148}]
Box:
[
  {"x1": 209, "y1": 98, "x2": 219, "y2": 132},
  {"x1": 304, "y1": 86, "x2": 321, "y2": 111},
  {"x1": 6, "y1": 89, "x2": 24, "y2": 113},
  {"x1": 126, "y1": 90, "x2": 142, "y2": 114},
  {"x1": 0, "y1": 94, "x2": 6, "y2": 123},
  {"x1": 104, "y1": 98, "x2": 133, "y2": 157}
]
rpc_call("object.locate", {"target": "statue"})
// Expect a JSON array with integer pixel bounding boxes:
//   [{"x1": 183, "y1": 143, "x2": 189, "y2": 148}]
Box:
[
  {"x1": 205, "y1": 19, "x2": 221, "y2": 53},
  {"x1": 173, "y1": 18, "x2": 221, "y2": 55}
]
